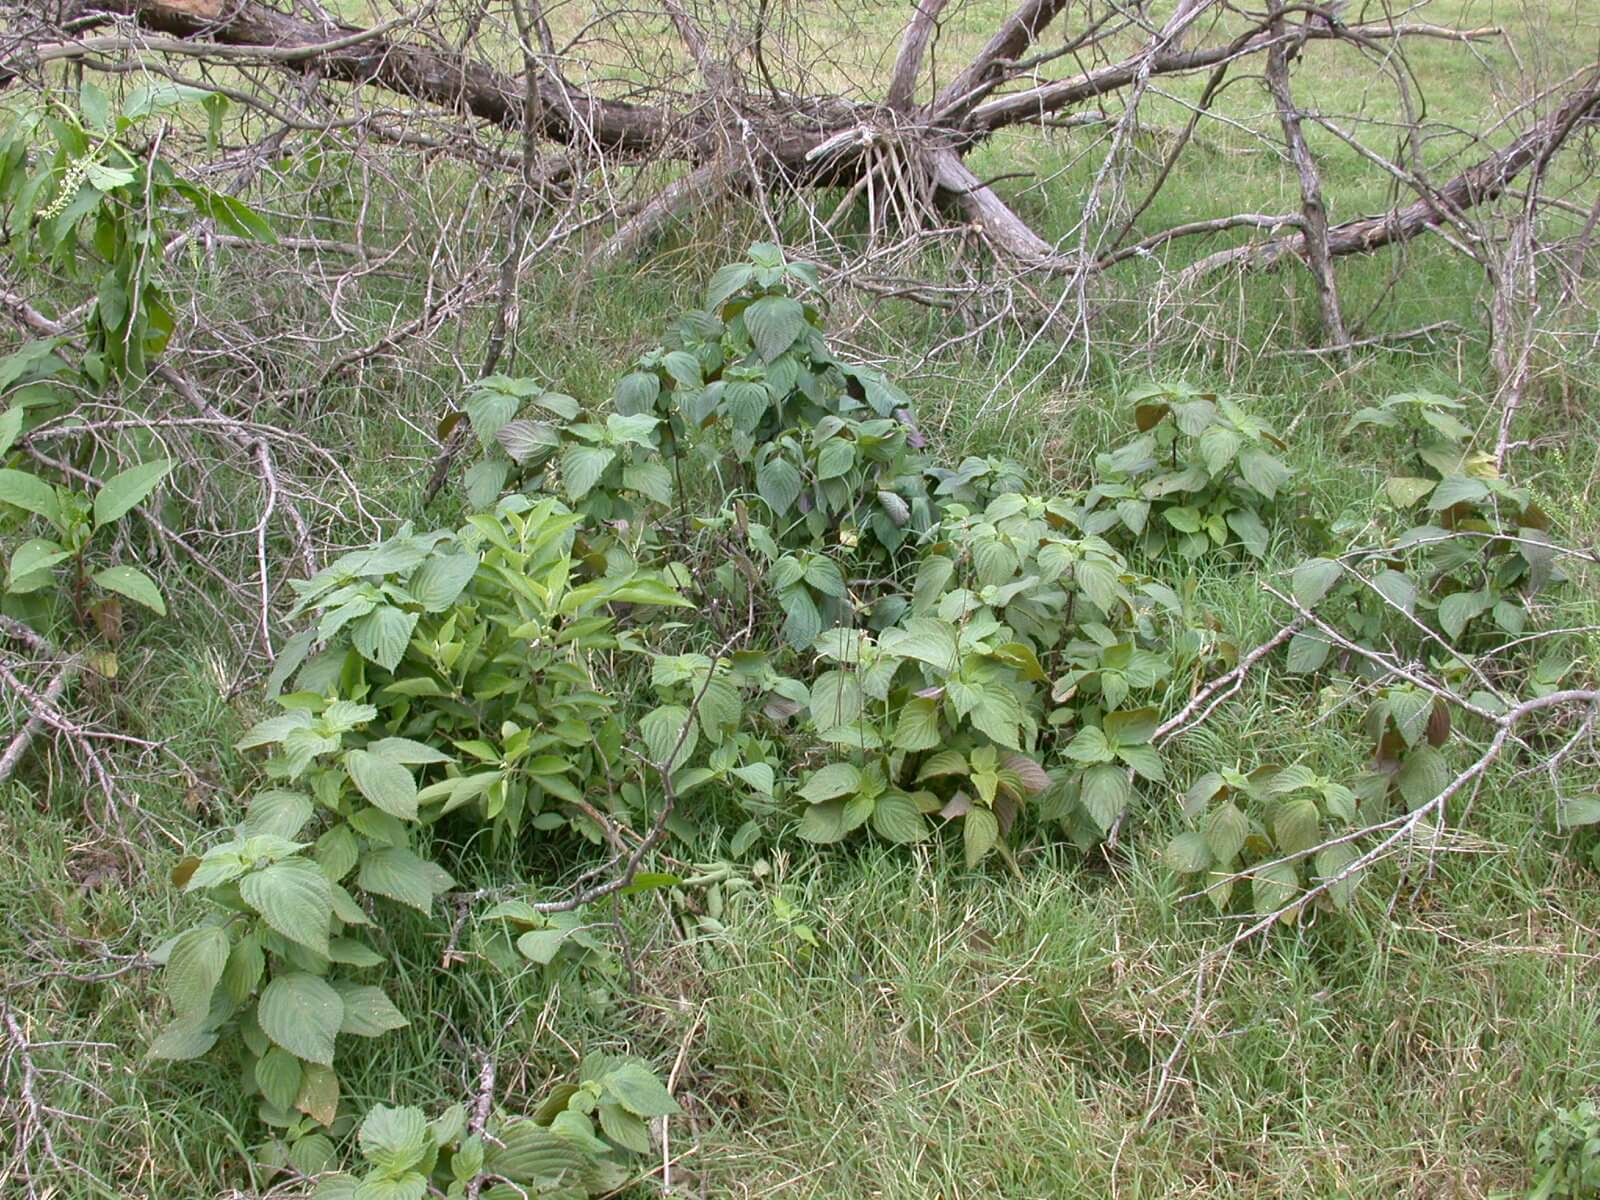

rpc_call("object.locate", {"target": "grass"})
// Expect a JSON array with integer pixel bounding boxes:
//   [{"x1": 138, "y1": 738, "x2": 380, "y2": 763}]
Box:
[{"x1": 4, "y1": 2, "x2": 1600, "y2": 1198}]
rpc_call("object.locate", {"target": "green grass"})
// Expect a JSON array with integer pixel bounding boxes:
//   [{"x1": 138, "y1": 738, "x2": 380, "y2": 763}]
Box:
[{"x1": 4, "y1": 2, "x2": 1600, "y2": 1197}]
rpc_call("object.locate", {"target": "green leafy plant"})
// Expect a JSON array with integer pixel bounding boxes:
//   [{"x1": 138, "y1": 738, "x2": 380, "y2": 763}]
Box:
[
  {"x1": 151, "y1": 694, "x2": 443, "y2": 1128},
  {"x1": 0, "y1": 408, "x2": 171, "y2": 624},
  {"x1": 0, "y1": 81, "x2": 272, "y2": 380},
  {"x1": 313, "y1": 1067, "x2": 675, "y2": 1200},
  {"x1": 1524, "y1": 1101, "x2": 1600, "y2": 1200},
  {"x1": 269, "y1": 495, "x2": 688, "y2": 843},
  {"x1": 1165, "y1": 762, "x2": 1370, "y2": 920},
  {"x1": 1082, "y1": 382, "x2": 1293, "y2": 561},
  {"x1": 1288, "y1": 391, "x2": 1564, "y2": 674}
]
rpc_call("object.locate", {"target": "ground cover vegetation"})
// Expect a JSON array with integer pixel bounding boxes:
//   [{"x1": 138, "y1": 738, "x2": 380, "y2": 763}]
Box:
[{"x1": 2, "y1": 1, "x2": 1600, "y2": 1197}]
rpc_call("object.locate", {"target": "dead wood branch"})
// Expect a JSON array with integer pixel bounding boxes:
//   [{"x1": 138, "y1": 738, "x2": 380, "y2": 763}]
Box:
[
  {"x1": 1185, "y1": 66, "x2": 1600, "y2": 278},
  {"x1": 1264, "y1": 1, "x2": 1347, "y2": 347}
]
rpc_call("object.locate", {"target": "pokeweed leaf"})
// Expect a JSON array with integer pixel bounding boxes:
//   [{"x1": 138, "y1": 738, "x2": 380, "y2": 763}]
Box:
[{"x1": 94, "y1": 458, "x2": 172, "y2": 528}]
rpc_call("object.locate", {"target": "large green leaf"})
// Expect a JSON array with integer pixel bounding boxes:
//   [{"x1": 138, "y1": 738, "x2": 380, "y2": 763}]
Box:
[
  {"x1": 639, "y1": 704, "x2": 695, "y2": 772},
  {"x1": 1291, "y1": 557, "x2": 1342, "y2": 607},
  {"x1": 351, "y1": 606, "x2": 418, "y2": 672},
  {"x1": 240, "y1": 789, "x2": 315, "y2": 840},
  {"x1": 1396, "y1": 746, "x2": 1451, "y2": 809},
  {"x1": 358, "y1": 1104, "x2": 433, "y2": 1175},
  {"x1": 408, "y1": 551, "x2": 478, "y2": 612},
  {"x1": 890, "y1": 696, "x2": 941, "y2": 751},
  {"x1": 1203, "y1": 801, "x2": 1248, "y2": 863},
  {"x1": 962, "y1": 805, "x2": 1000, "y2": 867},
  {"x1": 357, "y1": 847, "x2": 452, "y2": 912},
  {"x1": 1273, "y1": 798, "x2": 1321, "y2": 856},
  {"x1": 615, "y1": 370, "x2": 661, "y2": 416},
  {"x1": 332, "y1": 982, "x2": 409, "y2": 1037},
  {"x1": 1285, "y1": 630, "x2": 1330, "y2": 674},
  {"x1": 798, "y1": 762, "x2": 860, "y2": 803},
  {"x1": 1080, "y1": 764, "x2": 1131, "y2": 833},
  {"x1": 255, "y1": 1046, "x2": 304, "y2": 1110},
  {"x1": 870, "y1": 792, "x2": 927, "y2": 843},
  {"x1": 345, "y1": 749, "x2": 418, "y2": 821},
  {"x1": 1428, "y1": 475, "x2": 1490, "y2": 510},
  {"x1": 165, "y1": 926, "x2": 230, "y2": 1023},
  {"x1": 0, "y1": 467, "x2": 60, "y2": 526},
  {"x1": 705, "y1": 262, "x2": 754, "y2": 310},
  {"x1": 1438, "y1": 589, "x2": 1492, "y2": 640},
  {"x1": 743, "y1": 295, "x2": 805, "y2": 361},
  {"x1": 241, "y1": 858, "x2": 333, "y2": 956},
  {"x1": 1237, "y1": 448, "x2": 1290, "y2": 499},
  {"x1": 91, "y1": 564, "x2": 166, "y2": 614},
  {"x1": 561, "y1": 444, "x2": 616, "y2": 501},
  {"x1": 1163, "y1": 831, "x2": 1212, "y2": 873},
  {"x1": 223, "y1": 933, "x2": 265, "y2": 1002},
  {"x1": 797, "y1": 799, "x2": 848, "y2": 843},
  {"x1": 7, "y1": 537, "x2": 68, "y2": 592},
  {"x1": 257, "y1": 972, "x2": 343, "y2": 1066},
  {"x1": 756, "y1": 457, "x2": 802, "y2": 515},
  {"x1": 878, "y1": 618, "x2": 958, "y2": 674},
  {"x1": 603, "y1": 1062, "x2": 680, "y2": 1117},
  {"x1": 0, "y1": 406, "x2": 22, "y2": 456},
  {"x1": 94, "y1": 458, "x2": 171, "y2": 528},
  {"x1": 1251, "y1": 861, "x2": 1301, "y2": 918},
  {"x1": 147, "y1": 1017, "x2": 218, "y2": 1061},
  {"x1": 486, "y1": 1120, "x2": 595, "y2": 1185}
]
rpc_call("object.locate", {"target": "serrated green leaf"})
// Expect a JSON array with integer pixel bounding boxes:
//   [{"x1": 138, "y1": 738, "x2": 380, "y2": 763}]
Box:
[
  {"x1": 1273, "y1": 798, "x2": 1321, "y2": 856},
  {"x1": 962, "y1": 805, "x2": 1000, "y2": 867},
  {"x1": 799, "y1": 762, "x2": 861, "y2": 803},
  {"x1": 1080, "y1": 764, "x2": 1131, "y2": 833},
  {"x1": 1291, "y1": 557, "x2": 1342, "y2": 607},
  {"x1": 561, "y1": 444, "x2": 616, "y2": 500},
  {"x1": 408, "y1": 551, "x2": 478, "y2": 612},
  {"x1": 870, "y1": 792, "x2": 928, "y2": 843},
  {"x1": 615, "y1": 370, "x2": 662, "y2": 416},
  {"x1": 351, "y1": 606, "x2": 418, "y2": 672},
  {"x1": 604, "y1": 1062, "x2": 680, "y2": 1117},
  {"x1": 1285, "y1": 630, "x2": 1331, "y2": 674},
  {"x1": 879, "y1": 618, "x2": 959, "y2": 674},
  {"x1": 257, "y1": 973, "x2": 342, "y2": 1066},
  {"x1": 345, "y1": 749, "x2": 418, "y2": 821},
  {"x1": 256, "y1": 1046, "x2": 304, "y2": 1110},
  {"x1": 1396, "y1": 746, "x2": 1451, "y2": 810},
  {"x1": 1251, "y1": 861, "x2": 1300, "y2": 918},
  {"x1": 165, "y1": 926, "x2": 230, "y2": 1023},
  {"x1": 891, "y1": 696, "x2": 942, "y2": 751},
  {"x1": 1238, "y1": 448, "x2": 1290, "y2": 500},
  {"x1": 148, "y1": 1017, "x2": 218, "y2": 1061},
  {"x1": 1428, "y1": 475, "x2": 1490, "y2": 510},
  {"x1": 357, "y1": 847, "x2": 452, "y2": 912},
  {"x1": 516, "y1": 927, "x2": 569, "y2": 964},
  {"x1": 359, "y1": 1104, "x2": 432, "y2": 1175},
  {"x1": 744, "y1": 295, "x2": 805, "y2": 361},
  {"x1": 756, "y1": 457, "x2": 802, "y2": 515},
  {"x1": 798, "y1": 799, "x2": 849, "y2": 842},
  {"x1": 1064, "y1": 725, "x2": 1115, "y2": 764},
  {"x1": 240, "y1": 859, "x2": 333, "y2": 956},
  {"x1": 1164, "y1": 831, "x2": 1212, "y2": 873},
  {"x1": 640, "y1": 704, "x2": 695, "y2": 772},
  {"x1": 241, "y1": 789, "x2": 314, "y2": 840},
  {"x1": 1204, "y1": 801, "x2": 1248, "y2": 862},
  {"x1": 332, "y1": 982, "x2": 409, "y2": 1037}
]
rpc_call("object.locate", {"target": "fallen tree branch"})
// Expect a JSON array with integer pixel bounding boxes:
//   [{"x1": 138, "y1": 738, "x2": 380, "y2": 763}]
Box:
[{"x1": 1183, "y1": 65, "x2": 1600, "y2": 278}]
